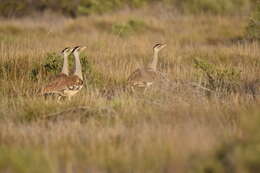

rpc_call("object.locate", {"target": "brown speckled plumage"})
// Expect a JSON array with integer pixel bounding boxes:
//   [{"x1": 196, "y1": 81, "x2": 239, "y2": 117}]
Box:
[{"x1": 42, "y1": 75, "x2": 83, "y2": 97}]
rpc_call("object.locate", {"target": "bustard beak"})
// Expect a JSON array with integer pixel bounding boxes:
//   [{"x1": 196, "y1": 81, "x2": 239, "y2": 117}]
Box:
[
  {"x1": 161, "y1": 44, "x2": 167, "y2": 48},
  {"x1": 60, "y1": 47, "x2": 73, "y2": 55},
  {"x1": 61, "y1": 47, "x2": 70, "y2": 54},
  {"x1": 80, "y1": 46, "x2": 87, "y2": 51}
]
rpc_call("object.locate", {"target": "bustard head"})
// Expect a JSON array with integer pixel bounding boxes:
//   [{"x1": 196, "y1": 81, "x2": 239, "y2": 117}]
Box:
[
  {"x1": 72, "y1": 46, "x2": 86, "y2": 54},
  {"x1": 153, "y1": 43, "x2": 167, "y2": 52},
  {"x1": 61, "y1": 47, "x2": 73, "y2": 56}
]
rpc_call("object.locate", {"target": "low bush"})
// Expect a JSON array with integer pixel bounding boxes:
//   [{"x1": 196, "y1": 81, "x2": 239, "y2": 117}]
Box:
[
  {"x1": 0, "y1": 147, "x2": 52, "y2": 173},
  {"x1": 111, "y1": 19, "x2": 148, "y2": 37},
  {"x1": 193, "y1": 58, "x2": 241, "y2": 93},
  {"x1": 179, "y1": 0, "x2": 252, "y2": 15},
  {"x1": 246, "y1": 1, "x2": 260, "y2": 40},
  {"x1": 190, "y1": 107, "x2": 260, "y2": 173},
  {"x1": 0, "y1": 0, "x2": 255, "y2": 17}
]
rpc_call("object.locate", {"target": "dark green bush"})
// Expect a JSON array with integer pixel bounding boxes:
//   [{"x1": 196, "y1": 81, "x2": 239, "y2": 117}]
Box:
[
  {"x1": 193, "y1": 58, "x2": 241, "y2": 93},
  {"x1": 30, "y1": 53, "x2": 62, "y2": 81},
  {"x1": 0, "y1": 147, "x2": 52, "y2": 173},
  {"x1": 111, "y1": 19, "x2": 148, "y2": 37},
  {"x1": 0, "y1": 0, "x2": 30, "y2": 17},
  {"x1": 179, "y1": 0, "x2": 251, "y2": 14},
  {"x1": 246, "y1": 1, "x2": 260, "y2": 40},
  {"x1": 0, "y1": 0, "x2": 255, "y2": 17},
  {"x1": 0, "y1": 56, "x2": 31, "y2": 80},
  {"x1": 190, "y1": 107, "x2": 260, "y2": 173}
]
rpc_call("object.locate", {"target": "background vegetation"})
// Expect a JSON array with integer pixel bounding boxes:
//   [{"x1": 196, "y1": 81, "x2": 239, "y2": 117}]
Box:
[
  {"x1": 0, "y1": 0, "x2": 259, "y2": 173},
  {"x1": 247, "y1": 1, "x2": 260, "y2": 40},
  {"x1": 0, "y1": 0, "x2": 256, "y2": 17}
]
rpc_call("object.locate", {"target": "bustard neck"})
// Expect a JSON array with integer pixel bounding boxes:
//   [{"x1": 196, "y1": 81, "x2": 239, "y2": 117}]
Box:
[
  {"x1": 147, "y1": 50, "x2": 159, "y2": 71},
  {"x1": 73, "y1": 51, "x2": 83, "y2": 80},
  {"x1": 61, "y1": 54, "x2": 69, "y2": 75}
]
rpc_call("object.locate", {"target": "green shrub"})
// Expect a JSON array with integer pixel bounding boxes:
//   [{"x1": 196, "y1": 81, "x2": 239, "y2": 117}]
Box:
[
  {"x1": 0, "y1": 61, "x2": 12, "y2": 79},
  {"x1": 0, "y1": 0, "x2": 254, "y2": 17},
  {"x1": 0, "y1": 25, "x2": 23, "y2": 35},
  {"x1": 190, "y1": 107, "x2": 260, "y2": 173},
  {"x1": 179, "y1": 0, "x2": 251, "y2": 15},
  {"x1": 77, "y1": 0, "x2": 124, "y2": 15},
  {"x1": 193, "y1": 58, "x2": 241, "y2": 93},
  {"x1": 111, "y1": 19, "x2": 149, "y2": 37},
  {"x1": 29, "y1": 52, "x2": 63, "y2": 81},
  {"x1": 0, "y1": 0, "x2": 30, "y2": 17},
  {"x1": 246, "y1": 1, "x2": 260, "y2": 40},
  {"x1": 0, "y1": 147, "x2": 52, "y2": 173},
  {"x1": 0, "y1": 56, "x2": 30, "y2": 80}
]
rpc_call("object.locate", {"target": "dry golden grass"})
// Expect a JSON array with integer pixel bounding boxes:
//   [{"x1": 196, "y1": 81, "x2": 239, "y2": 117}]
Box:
[{"x1": 0, "y1": 7, "x2": 259, "y2": 173}]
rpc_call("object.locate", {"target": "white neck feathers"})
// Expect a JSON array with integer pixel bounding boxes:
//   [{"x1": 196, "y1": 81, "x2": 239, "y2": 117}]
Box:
[
  {"x1": 61, "y1": 53, "x2": 69, "y2": 75},
  {"x1": 73, "y1": 51, "x2": 83, "y2": 80},
  {"x1": 148, "y1": 50, "x2": 159, "y2": 71}
]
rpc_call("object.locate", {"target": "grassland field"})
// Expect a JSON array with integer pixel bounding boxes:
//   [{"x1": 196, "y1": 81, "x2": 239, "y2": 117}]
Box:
[{"x1": 0, "y1": 5, "x2": 259, "y2": 173}]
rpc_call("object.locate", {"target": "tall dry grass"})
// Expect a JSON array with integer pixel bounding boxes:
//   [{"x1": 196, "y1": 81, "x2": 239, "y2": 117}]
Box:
[{"x1": 0, "y1": 7, "x2": 259, "y2": 173}]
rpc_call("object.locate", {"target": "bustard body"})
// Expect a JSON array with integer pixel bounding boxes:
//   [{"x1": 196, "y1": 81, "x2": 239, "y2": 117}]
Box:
[
  {"x1": 127, "y1": 43, "x2": 167, "y2": 92},
  {"x1": 43, "y1": 74, "x2": 83, "y2": 98},
  {"x1": 63, "y1": 46, "x2": 86, "y2": 99},
  {"x1": 42, "y1": 47, "x2": 72, "y2": 98},
  {"x1": 42, "y1": 46, "x2": 86, "y2": 100}
]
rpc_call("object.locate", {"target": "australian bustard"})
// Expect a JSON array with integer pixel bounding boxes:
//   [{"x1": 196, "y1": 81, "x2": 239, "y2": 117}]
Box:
[
  {"x1": 42, "y1": 46, "x2": 86, "y2": 100},
  {"x1": 60, "y1": 47, "x2": 71, "y2": 76},
  {"x1": 127, "y1": 43, "x2": 167, "y2": 93},
  {"x1": 42, "y1": 47, "x2": 72, "y2": 98},
  {"x1": 61, "y1": 46, "x2": 85, "y2": 100}
]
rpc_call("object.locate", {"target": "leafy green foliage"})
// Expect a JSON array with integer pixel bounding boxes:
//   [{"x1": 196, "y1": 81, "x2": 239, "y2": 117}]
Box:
[
  {"x1": 0, "y1": 147, "x2": 52, "y2": 173},
  {"x1": 0, "y1": 25, "x2": 23, "y2": 35},
  {"x1": 194, "y1": 58, "x2": 241, "y2": 93},
  {"x1": 0, "y1": 0, "x2": 254, "y2": 17},
  {"x1": 246, "y1": 1, "x2": 260, "y2": 40},
  {"x1": 190, "y1": 108, "x2": 260, "y2": 173},
  {"x1": 0, "y1": 0, "x2": 30, "y2": 17},
  {"x1": 111, "y1": 19, "x2": 148, "y2": 37},
  {"x1": 30, "y1": 53, "x2": 61, "y2": 81},
  {"x1": 0, "y1": 56, "x2": 31, "y2": 80},
  {"x1": 180, "y1": 0, "x2": 251, "y2": 14},
  {"x1": 0, "y1": 61, "x2": 12, "y2": 79},
  {"x1": 43, "y1": 53, "x2": 62, "y2": 75}
]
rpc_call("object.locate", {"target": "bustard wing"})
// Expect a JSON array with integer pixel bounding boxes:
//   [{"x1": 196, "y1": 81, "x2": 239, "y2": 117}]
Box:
[
  {"x1": 127, "y1": 68, "x2": 158, "y2": 88},
  {"x1": 42, "y1": 73, "x2": 69, "y2": 94},
  {"x1": 63, "y1": 75, "x2": 84, "y2": 91},
  {"x1": 154, "y1": 71, "x2": 170, "y2": 83},
  {"x1": 42, "y1": 75, "x2": 83, "y2": 96},
  {"x1": 127, "y1": 69, "x2": 142, "y2": 82}
]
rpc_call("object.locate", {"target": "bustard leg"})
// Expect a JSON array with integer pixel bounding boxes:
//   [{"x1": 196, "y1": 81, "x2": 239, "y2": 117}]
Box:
[
  {"x1": 143, "y1": 87, "x2": 148, "y2": 94},
  {"x1": 143, "y1": 83, "x2": 153, "y2": 94},
  {"x1": 131, "y1": 86, "x2": 135, "y2": 93},
  {"x1": 57, "y1": 95, "x2": 63, "y2": 103}
]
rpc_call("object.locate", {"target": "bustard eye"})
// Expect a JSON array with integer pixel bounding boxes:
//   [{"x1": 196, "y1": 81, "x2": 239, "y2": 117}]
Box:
[{"x1": 153, "y1": 44, "x2": 161, "y2": 49}]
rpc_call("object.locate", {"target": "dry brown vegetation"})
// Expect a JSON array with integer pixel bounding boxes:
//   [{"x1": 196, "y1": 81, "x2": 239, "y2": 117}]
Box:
[{"x1": 0, "y1": 6, "x2": 259, "y2": 173}]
